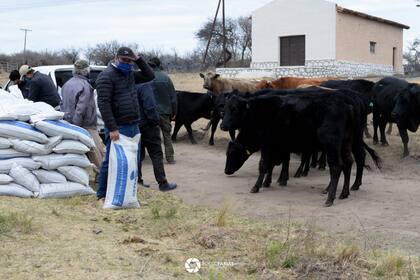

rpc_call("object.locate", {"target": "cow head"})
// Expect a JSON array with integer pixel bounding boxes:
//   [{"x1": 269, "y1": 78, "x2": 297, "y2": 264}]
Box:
[
  {"x1": 220, "y1": 95, "x2": 248, "y2": 131},
  {"x1": 392, "y1": 84, "x2": 420, "y2": 132},
  {"x1": 224, "y1": 141, "x2": 252, "y2": 175},
  {"x1": 200, "y1": 72, "x2": 220, "y2": 91}
]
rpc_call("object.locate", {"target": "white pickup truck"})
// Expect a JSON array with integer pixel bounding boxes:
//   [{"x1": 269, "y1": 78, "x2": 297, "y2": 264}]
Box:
[{"x1": 2, "y1": 65, "x2": 107, "y2": 137}]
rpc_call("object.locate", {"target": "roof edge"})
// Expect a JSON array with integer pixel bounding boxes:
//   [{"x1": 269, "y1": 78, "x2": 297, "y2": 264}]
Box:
[{"x1": 336, "y1": 5, "x2": 410, "y2": 30}]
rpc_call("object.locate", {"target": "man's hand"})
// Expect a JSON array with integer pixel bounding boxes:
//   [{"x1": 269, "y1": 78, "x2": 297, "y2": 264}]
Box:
[
  {"x1": 110, "y1": 130, "x2": 120, "y2": 141},
  {"x1": 171, "y1": 115, "x2": 176, "y2": 121}
]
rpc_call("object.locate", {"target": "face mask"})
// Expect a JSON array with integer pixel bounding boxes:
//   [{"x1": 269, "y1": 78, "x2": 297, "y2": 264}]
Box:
[
  {"x1": 23, "y1": 76, "x2": 32, "y2": 82},
  {"x1": 117, "y1": 62, "x2": 133, "y2": 75}
]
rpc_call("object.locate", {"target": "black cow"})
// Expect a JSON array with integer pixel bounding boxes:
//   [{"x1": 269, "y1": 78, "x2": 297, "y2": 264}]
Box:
[
  {"x1": 171, "y1": 91, "x2": 214, "y2": 144},
  {"x1": 222, "y1": 90, "x2": 381, "y2": 207},
  {"x1": 371, "y1": 77, "x2": 411, "y2": 156},
  {"x1": 391, "y1": 83, "x2": 420, "y2": 155}
]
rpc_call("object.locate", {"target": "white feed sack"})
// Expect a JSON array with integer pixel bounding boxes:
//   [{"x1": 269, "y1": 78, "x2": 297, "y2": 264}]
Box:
[
  {"x1": 53, "y1": 140, "x2": 90, "y2": 154},
  {"x1": 0, "y1": 158, "x2": 41, "y2": 174},
  {"x1": 34, "y1": 120, "x2": 95, "y2": 148},
  {"x1": 0, "y1": 148, "x2": 30, "y2": 160},
  {"x1": 57, "y1": 166, "x2": 89, "y2": 186},
  {"x1": 0, "y1": 183, "x2": 34, "y2": 198},
  {"x1": 9, "y1": 163, "x2": 40, "y2": 193},
  {"x1": 38, "y1": 182, "x2": 94, "y2": 199},
  {"x1": 104, "y1": 134, "x2": 141, "y2": 209},
  {"x1": 10, "y1": 136, "x2": 62, "y2": 155},
  {"x1": 0, "y1": 174, "x2": 13, "y2": 185},
  {"x1": 0, "y1": 138, "x2": 11, "y2": 149},
  {"x1": 32, "y1": 154, "x2": 91, "y2": 170},
  {"x1": 32, "y1": 170, "x2": 67, "y2": 184},
  {"x1": 0, "y1": 121, "x2": 48, "y2": 143}
]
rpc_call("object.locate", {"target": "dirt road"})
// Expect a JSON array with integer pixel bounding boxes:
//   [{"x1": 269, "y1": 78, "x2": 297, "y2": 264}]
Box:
[{"x1": 141, "y1": 122, "x2": 420, "y2": 255}]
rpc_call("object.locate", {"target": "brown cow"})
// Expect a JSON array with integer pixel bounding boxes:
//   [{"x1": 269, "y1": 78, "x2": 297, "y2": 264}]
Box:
[
  {"x1": 199, "y1": 72, "x2": 258, "y2": 94},
  {"x1": 256, "y1": 77, "x2": 333, "y2": 90}
]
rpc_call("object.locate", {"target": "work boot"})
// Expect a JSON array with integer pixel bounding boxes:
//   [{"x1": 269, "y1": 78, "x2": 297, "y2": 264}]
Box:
[
  {"x1": 166, "y1": 159, "x2": 176, "y2": 164},
  {"x1": 159, "y1": 182, "x2": 177, "y2": 192}
]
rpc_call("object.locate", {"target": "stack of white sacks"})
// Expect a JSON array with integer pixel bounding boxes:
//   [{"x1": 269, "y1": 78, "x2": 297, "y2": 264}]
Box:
[{"x1": 0, "y1": 89, "x2": 95, "y2": 198}]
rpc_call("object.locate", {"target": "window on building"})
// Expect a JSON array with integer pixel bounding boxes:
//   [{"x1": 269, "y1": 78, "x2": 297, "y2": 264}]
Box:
[
  {"x1": 370, "y1": 41, "x2": 376, "y2": 54},
  {"x1": 280, "y1": 35, "x2": 305, "y2": 66}
]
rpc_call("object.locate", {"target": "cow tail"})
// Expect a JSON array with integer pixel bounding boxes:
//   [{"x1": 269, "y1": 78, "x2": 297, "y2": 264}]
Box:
[{"x1": 363, "y1": 141, "x2": 382, "y2": 170}]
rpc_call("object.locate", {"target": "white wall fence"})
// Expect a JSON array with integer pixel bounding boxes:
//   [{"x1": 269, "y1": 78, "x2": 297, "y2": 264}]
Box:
[{"x1": 216, "y1": 59, "x2": 397, "y2": 79}]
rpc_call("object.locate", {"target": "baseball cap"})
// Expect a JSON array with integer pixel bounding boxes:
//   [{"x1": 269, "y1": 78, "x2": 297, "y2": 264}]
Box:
[
  {"x1": 19, "y1": 65, "x2": 32, "y2": 76},
  {"x1": 74, "y1": 59, "x2": 89, "y2": 70},
  {"x1": 116, "y1": 47, "x2": 137, "y2": 61}
]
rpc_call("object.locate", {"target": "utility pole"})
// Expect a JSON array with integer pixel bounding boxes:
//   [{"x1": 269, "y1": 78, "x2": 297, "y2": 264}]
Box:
[
  {"x1": 222, "y1": 0, "x2": 226, "y2": 67},
  {"x1": 20, "y1": 28, "x2": 32, "y2": 64}
]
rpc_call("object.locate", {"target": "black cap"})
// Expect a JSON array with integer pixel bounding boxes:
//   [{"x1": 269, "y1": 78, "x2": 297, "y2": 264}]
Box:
[
  {"x1": 9, "y1": 70, "x2": 20, "y2": 81},
  {"x1": 116, "y1": 47, "x2": 136, "y2": 60}
]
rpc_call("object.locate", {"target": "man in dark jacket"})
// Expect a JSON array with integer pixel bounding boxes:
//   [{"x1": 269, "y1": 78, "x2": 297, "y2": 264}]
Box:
[
  {"x1": 8, "y1": 70, "x2": 30, "y2": 98},
  {"x1": 148, "y1": 57, "x2": 177, "y2": 164},
  {"x1": 137, "y1": 82, "x2": 177, "y2": 191},
  {"x1": 95, "y1": 47, "x2": 155, "y2": 200},
  {"x1": 19, "y1": 65, "x2": 61, "y2": 108}
]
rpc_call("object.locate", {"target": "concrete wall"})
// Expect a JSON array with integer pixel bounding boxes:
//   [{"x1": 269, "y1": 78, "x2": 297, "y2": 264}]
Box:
[
  {"x1": 336, "y1": 12, "x2": 404, "y2": 73},
  {"x1": 252, "y1": 0, "x2": 337, "y2": 65}
]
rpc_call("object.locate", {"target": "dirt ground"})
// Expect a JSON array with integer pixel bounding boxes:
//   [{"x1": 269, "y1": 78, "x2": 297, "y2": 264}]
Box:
[{"x1": 140, "y1": 74, "x2": 420, "y2": 256}]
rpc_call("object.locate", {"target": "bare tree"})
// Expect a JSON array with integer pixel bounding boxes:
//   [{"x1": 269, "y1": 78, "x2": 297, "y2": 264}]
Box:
[
  {"x1": 85, "y1": 40, "x2": 139, "y2": 65},
  {"x1": 403, "y1": 39, "x2": 420, "y2": 74},
  {"x1": 61, "y1": 48, "x2": 80, "y2": 63},
  {"x1": 237, "y1": 16, "x2": 252, "y2": 63}
]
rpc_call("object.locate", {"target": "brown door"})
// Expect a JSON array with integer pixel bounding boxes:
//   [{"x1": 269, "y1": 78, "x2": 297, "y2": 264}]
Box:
[
  {"x1": 392, "y1": 47, "x2": 396, "y2": 70},
  {"x1": 280, "y1": 35, "x2": 305, "y2": 66}
]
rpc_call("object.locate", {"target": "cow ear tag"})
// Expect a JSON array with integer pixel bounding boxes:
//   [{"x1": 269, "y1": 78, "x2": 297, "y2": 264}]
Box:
[
  {"x1": 246, "y1": 150, "x2": 251, "y2": 156},
  {"x1": 246, "y1": 102, "x2": 250, "y2": 109},
  {"x1": 369, "y1": 102, "x2": 374, "y2": 108}
]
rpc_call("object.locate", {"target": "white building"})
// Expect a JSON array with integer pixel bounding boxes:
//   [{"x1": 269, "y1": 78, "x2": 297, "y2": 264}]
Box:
[{"x1": 217, "y1": 0, "x2": 409, "y2": 78}]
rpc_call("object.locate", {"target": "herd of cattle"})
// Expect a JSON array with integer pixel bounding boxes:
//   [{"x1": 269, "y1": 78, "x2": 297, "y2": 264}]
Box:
[{"x1": 171, "y1": 72, "x2": 420, "y2": 206}]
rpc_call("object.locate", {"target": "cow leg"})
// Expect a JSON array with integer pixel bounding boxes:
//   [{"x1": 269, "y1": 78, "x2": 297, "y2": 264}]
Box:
[
  {"x1": 184, "y1": 123, "x2": 197, "y2": 144},
  {"x1": 302, "y1": 153, "x2": 311, "y2": 177},
  {"x1": 278, "y1": 155, "x2": 290, "y2": 186},
  {"x1": 208, "y1": 115, "x2": 220, "y2": 146},
  {"x1": 229, "y1": 129, "x2": 236, "y2": 141},
  {"x1": 339, "y1": 146, "x2": 353, "y2": 200},
  {"x1": 372, "y1": 111, "x2": 380, "y2": 144},
  {"x1": 201, "y1": 120, "x2": 212, "y2": 131},
  {"x1": 310, "y1": 151, "x2": 318, "y2": 168},
  {"x1": 323, "y1": 146, "x2": 342, "y2": 207},
  {"x1": 398, "y1": 125, "x2": 410, "y2": 157},
  {"x1": 263, "y1": 166, "x2": 274, "y2": 188},
  {"x1": 387, "y1": 123, "x2": 393, "y2": 135},
  {"x1": 171, "y1": 121, "x2": 182, "y2": 142},
  {"x1": 379, "y1": 117, "x2": 389, "y2": 146},
  {"x1": 351, "y1": 144, "x2": 366, "y2": 191},
  {"x1": 318, "y1": 152, "x2": 327, "y2": 170},
  {"x1": 251, "y1": 158, "x2": 266, "y2": 193},
  {"x1": 364, "y1": 126, "x2": 372, "y2": 138},
  {"x1": 294, "y1": 154, "x2": 305, "y2": 178}
]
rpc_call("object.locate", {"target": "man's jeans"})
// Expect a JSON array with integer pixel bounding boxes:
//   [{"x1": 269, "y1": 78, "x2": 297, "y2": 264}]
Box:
[{"x1": 96, "y1": 123, "x2": 140, "y2": 199}]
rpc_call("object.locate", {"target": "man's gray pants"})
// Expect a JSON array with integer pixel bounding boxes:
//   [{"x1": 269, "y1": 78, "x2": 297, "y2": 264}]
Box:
[{"x1": 159, "y1": 114, "x2": 175, "y2": 162}]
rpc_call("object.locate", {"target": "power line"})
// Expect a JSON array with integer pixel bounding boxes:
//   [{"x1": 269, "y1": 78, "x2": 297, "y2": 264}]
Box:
[{"x1": 20, "y1": 28, "x2": 32, "y2": 64}]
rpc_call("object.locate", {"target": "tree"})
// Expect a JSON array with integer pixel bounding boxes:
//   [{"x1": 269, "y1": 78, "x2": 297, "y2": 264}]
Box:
[
  {"x1": 237, "y1": 16, "x2": 252, "y2": 63},
  {"x1": 85, "y1": 41, "x2": 139, "y2": 65},
  {"x1": 403, "y1": 39, "x2": 420, "y2": 74},
  {"x1": 61, "y1": 48, "x2": 80, "y2": 63}
]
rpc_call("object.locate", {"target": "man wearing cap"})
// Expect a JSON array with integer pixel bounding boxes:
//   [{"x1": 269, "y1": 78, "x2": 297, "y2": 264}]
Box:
[
  {"x1": 61, "y1": 60, "x2": 104, "y2": 174},
  {"x1": 7, "y1": 70, "x2": 25, "y2": 99},
  {"x1": 19, "y1": 65, "x2": 61, "y2": 108},
  {"x1": 95, "y1": 47, "x2": 155, "y2": 201},
  {"x1": 148, "y1": 57, "x2": 177, "y2": 164}
]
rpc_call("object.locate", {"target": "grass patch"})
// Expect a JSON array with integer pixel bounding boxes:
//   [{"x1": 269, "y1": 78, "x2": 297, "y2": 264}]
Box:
[
  {"x1": 265, "y1": 241, "x2": 285, "y2": 268},
  {"x1": 337, "y1": 244, "x2": 360, "y2": 262},
  {"x1": 215, "y1": 202, "x2": 231, "y2": 227},
  {"x1": 0, "y1": 212, "x2": 33, "y2": 235},
  {"x1": 282, "y1": 255, "x2": 299, "y2": 269},
  {"x1": 373, "y1": 253, "x2": 408, "y2": 277}
]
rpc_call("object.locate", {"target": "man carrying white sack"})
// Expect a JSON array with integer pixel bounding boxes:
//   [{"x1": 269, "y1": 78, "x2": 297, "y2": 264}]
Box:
[
  {"x1": 61, "y1": 59, "x2": 105, "y2": 174},
  {"x1": 95, "y1": 47, "x2": 155, "y2": 202}
]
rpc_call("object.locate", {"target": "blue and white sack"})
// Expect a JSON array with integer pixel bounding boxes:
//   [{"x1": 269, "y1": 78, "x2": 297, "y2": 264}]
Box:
[
  {"x1": 104, "y1": 134, "x2": 141, "y2": 209},
  {"x1": 33, "y1": 120, "x2": 94, "y2": 148},
  {"x1": 0, "y1": 121, "x2": 48, "y2": 143}
]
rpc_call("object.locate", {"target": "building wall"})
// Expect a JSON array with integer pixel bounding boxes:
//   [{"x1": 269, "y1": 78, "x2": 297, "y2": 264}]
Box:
[
  {"x1": 217, "y1": 59, "x2": 395, "y2": 79},
  {"x1": 252, "y1": 0, "x2": 337, "y2": 65},
  {"x1": 336, "y1": 12, "x2": 404, "y2": 73}
]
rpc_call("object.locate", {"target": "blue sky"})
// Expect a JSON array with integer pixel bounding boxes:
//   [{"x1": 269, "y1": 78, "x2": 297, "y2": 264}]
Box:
[{"x1": 0, "y1": 0, "x2": 418, "y2": 55}]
